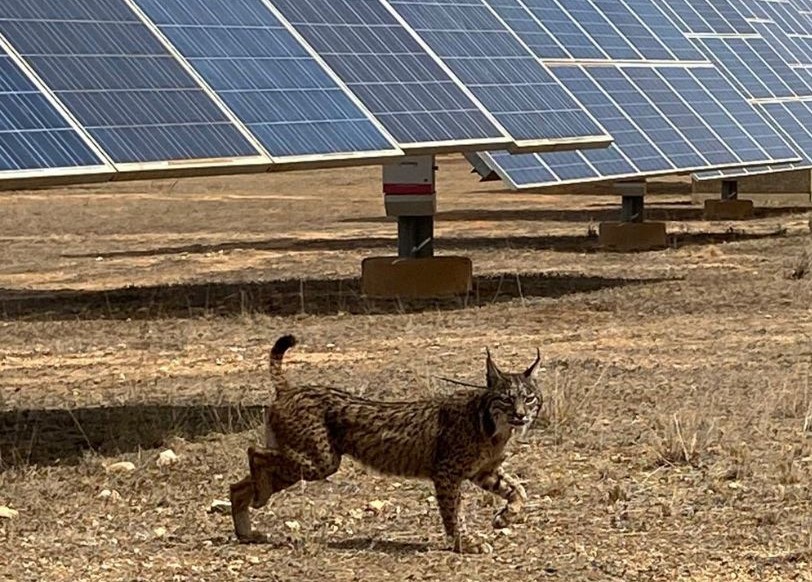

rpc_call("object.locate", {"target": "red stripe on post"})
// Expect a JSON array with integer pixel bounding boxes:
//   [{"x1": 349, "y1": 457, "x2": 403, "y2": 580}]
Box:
[{"x1": 383, "y1": 183, "x2": 434, "y2": 195}]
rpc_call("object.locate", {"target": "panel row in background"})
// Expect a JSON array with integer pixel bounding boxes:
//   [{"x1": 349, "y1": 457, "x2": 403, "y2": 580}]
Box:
[
  {"x1": 467, "y1": 0, "x2": 802, "y2": 189},
  {"x1": 685, "y1": 0, "x2": 812, "y2": 180},
  {"x1": 0, "y1": 0, "x2": 612, "y2": 188}
]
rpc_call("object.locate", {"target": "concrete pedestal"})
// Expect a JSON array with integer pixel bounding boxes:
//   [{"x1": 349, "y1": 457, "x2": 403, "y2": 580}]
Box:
[
  {"x1": 599, "y1": 222, "x2": 667, "y2": 251},
  {"x1": 361, "y1": 256, "x2": 472, "y2": 298},
  {"x1": 703, "y1": 199, "x2": 755, "y2": 220},
  {"x1": 692, "y1": 169, "x2": 812, "y2": 207}
]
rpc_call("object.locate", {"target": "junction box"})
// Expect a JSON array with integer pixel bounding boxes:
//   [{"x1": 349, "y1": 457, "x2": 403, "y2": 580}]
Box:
[
  {"x1": 361, "y1": 155, "x2": 472, "y2": 298},
  {"x1": 599, "y1": 180, "x2": 667, "y2": 251}
]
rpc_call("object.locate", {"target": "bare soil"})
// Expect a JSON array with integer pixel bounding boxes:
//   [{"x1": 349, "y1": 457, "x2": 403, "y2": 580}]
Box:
[{"x1": 1, "y1": 155, "x2": 812, "y2": 581}]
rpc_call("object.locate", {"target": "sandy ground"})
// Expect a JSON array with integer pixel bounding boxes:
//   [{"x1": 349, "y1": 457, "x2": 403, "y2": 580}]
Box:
[{"x1": 1, "y1": 155, "x2": 812, "y2": 580}]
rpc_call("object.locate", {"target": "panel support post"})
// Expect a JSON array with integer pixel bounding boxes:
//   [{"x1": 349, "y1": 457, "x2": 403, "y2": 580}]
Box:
[
  {"x1": 361, "y1": 155, "x2": 472, "y2": 298},
  {"x1": 621, "y1": 193, "x2": 645, "y2": 223},
  {"x1": 397, "y1": 216, "x2": 434, "y2": 258},
  {"x1": 703, "y1": 178, "x2": 753, "y2": 220},
  {"x1": 599, "y1": 180, "x2": 667, "y2": 251}
]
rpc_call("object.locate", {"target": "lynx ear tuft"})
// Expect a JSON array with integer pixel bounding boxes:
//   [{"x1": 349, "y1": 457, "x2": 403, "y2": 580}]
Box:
[
  {"x1": 523, "y1": 348, "x2": 542, "y2": 379},
  {"x1": 486, "y1": 348, "x2": 504, "y2": 389}
]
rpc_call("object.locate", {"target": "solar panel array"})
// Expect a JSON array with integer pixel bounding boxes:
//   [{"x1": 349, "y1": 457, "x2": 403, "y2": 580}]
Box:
[
  {"x1": 685, "y1": 0, "x2": 812, "y2": 180},
  {"x1": 0, "y1": 1, "x2": 269, "y2": 168},
  {"x1": 467, "y1": 0, "x2": 799, "y2": 189},
  {"x1": 0, "y1": 0, "x2": 621, "y2": 187},
  {"x1": 0, "y1": 0, "x2": 806, "y2": 190}
]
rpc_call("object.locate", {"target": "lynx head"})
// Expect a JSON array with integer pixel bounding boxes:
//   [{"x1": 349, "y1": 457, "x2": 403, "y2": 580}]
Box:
[{"x1": 481, "y1": 348, "x2": 543, "y2": 437}]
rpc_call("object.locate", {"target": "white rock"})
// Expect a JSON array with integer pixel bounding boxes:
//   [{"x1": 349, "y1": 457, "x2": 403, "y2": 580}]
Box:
[
  {"x1": 98, "y1": 489, "x2": 121, "y2": 502},
  {"x1": 153, "y1": 526, "x2": 167, "y2": 538},
  {"x1": 106, "y1": 461, "x2": 136, "y2": 473},
  {"x1": 284, "y1": 520, "x2": 301, "y2": 532},
  {"x1": 208, "y1": 499, "x2": 232, "y2": 515},
  {"x1": 0, "y1": 506, "x2": 18, "y2": 519},
  {"x1": 157, "y1": 449, "x2": 179, "y2": 467}
]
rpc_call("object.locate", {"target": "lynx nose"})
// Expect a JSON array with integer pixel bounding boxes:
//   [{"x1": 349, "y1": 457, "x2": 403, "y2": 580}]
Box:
[{"x1": 510, "y1": 414, "x2": 529, "y2": 426}]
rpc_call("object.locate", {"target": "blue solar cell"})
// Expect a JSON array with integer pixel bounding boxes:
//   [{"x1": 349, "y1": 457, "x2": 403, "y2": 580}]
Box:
[
  {"x1": 697, "y1": 38, "x2": 776, "y2": 99},
  {"x1": 686, "y1": 1, "x2": 812, "y2": 101},
  {"x1": 386, "y1": 0, "x2": 608, "y2": 144},
  {"x1": 484, "y1": 151, "x2": 558, "y2": 185},
  {"x1": 0, "y1": 51, "x2": 105, "y2": 172},
  {"x1": 758, "y1": 102, "x2": 812, "y2": 168},
  {"x1": 588, "y1": 0, "x2": 668, "y2": 60},
  {"x1": 659, "y1": 0, "x2": 715, "y2": 34},
  {"x1": 613, "y1": 0, "x2": 705, "y2": 61},
  {"x1": 0, "y1": 0, "x2": 262, "y2": 165},
  {"x1": 622, "y1": 67, "x2": 736, "y2": 166},
  {"x1": 661, "y1": 67, "x2": 784, "y2": 163},
  {"x1": 588, "y1": 67, "x2": 705, "y2": 169},
  {"x1": 580, "y1": 143, "x2": 638, "y2": 176},
  {"x1": 555, "y1": 0, "x2": 640, "y2": 60},
  {"x1": 552, "y1": 66, "x2": 669, "y2": 173},
  {"x1": 693, "y1": 0, "x2": 749, "y2": 34},
  {"x1": 484, "y1": 0, "x2": 569, "y2": 59},
  {"x1": 490, "y1": 0, "x2": 606, "y2": 59},
  {"x1": 738, "y1": 37, "x2": 811, "y2": 96},
  {"x1": 539, "y1": 150, "x2": 600, "y2": 180},
  {"x1": 134, "y1": 0, "x2": 400, "y2": 158},
  {"x1": 269, "y1": 0, "x2": 506, "y2": 148}
]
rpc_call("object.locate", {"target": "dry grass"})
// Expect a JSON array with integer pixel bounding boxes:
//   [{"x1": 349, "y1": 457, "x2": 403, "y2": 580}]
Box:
[{"x1": 2, "y1": 160, "x2": 812, "y2": 580}]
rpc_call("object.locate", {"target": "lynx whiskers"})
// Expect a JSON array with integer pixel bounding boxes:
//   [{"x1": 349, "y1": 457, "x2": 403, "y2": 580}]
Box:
[{"x1": 229, "y1": 335, "x2": 543, "y2": 553}]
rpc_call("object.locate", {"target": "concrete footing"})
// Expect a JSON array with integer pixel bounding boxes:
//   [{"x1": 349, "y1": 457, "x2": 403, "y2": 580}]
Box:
[
  {"x1": 692, "y1": 169, "x2": 812, "y2": 207},
  {"x1": 703, "y1": 199, "x2": 755, "y2": 220},
  {"x1": 599, "y1": 222, "x2": 667, "y2": 251},
  {"x1": 361, "y1": 256, "x2": 472, "y2": 298}
]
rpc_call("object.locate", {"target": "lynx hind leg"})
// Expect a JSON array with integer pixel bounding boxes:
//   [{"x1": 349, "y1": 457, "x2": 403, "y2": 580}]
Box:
[
  {"x1": 249, "y1": 447, "x2": 298, "y2": 509},
  {"x1": 229, "y1": 472, "x2": 266, "y2": 543},
  {"x1": 228, "y1": 447, "x2": 298, "y2": 543},
  {"x1": 472, "y1": 467, "x2": 527, "y2": 529}
]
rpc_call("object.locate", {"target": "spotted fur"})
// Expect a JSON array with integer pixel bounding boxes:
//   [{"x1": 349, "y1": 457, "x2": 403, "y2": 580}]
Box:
[{"x1": 229, "y1": 335, "x2": 543, "y2": 553}]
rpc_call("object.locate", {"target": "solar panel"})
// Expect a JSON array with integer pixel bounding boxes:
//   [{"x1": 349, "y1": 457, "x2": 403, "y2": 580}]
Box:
[
  {"x1": 269, "y1": 0, "x2": 512, "y2": 152},
  {"x1": 467, "y1": 0, "x2": 798, "y2": 188},
  {"x1": 0, "y1": 0, "x2": 272, "y2": 170},
  {"x1": 132, "y1": 0, "x2": 403, "y2": 163},
  {"x1": 380, "y1": 0, "x2": 613, "y2": 150},
  {"x1": 675, "y1": 0, "x2": 812, "y2": 181},
  {"x1": 0, "y1": 38, "x2": 111, "y2": 181}
]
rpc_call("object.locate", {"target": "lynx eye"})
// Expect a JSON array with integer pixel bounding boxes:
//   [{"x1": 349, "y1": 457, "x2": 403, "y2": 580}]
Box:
[{"x1": 525, "y1": 394, "x2": 539, "y2": 405}]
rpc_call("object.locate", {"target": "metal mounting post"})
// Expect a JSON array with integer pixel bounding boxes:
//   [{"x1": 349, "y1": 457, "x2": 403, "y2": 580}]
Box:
[
  {"x1": 615, "y1": 181, "x2": 646, "y2": 223},
  {"x1": 397, "y1": 215, "x2": 433, "y2": 258},
  {"x1": 721, "y1": 179, "x2": 738, "y2": 200}
]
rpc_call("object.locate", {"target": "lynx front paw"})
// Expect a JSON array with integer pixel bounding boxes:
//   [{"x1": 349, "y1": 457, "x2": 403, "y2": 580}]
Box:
[{"x1": 492, "y1": 507, "x2": 524, "y2": 529}]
